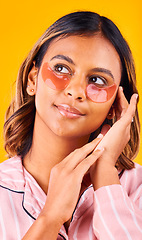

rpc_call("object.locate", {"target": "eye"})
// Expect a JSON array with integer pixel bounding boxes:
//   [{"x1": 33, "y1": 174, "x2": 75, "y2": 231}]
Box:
[
  {"x1": 88, "y1": 76, "x2": 107, "y2": 87},
  {"x1": 54, "y1": 64, "x2": 70, "y2": 74}
]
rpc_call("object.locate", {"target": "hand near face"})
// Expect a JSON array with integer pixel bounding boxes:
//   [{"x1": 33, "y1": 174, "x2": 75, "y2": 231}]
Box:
[
  {"x1": 39, "y1": 136, "x2": 104, "y2": 226},
  {"x1": 90, "y1": 87, "x2": 138, "y2": 190}
]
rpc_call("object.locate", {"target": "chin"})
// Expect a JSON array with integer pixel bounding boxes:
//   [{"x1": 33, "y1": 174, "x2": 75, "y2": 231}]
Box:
[{"x1": 51, "y1": 125, "x2": 96, "y2": 140}]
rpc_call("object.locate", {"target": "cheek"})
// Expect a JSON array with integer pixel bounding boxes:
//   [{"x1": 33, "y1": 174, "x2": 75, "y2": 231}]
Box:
[
  {"x1": 35, "y1": 77, "x2": 53, "y2": 116},
  {"x1": 88, "y1": 101, "x2": 115, "y2": 130},
  {"x1": 88, "y1": 84, "x2": 119, "y2": 129}
]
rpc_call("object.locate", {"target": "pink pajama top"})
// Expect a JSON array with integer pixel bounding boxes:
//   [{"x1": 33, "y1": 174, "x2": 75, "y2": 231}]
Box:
[{"x1": 0, "y1": 156, "x2": 142, "y2": 239}]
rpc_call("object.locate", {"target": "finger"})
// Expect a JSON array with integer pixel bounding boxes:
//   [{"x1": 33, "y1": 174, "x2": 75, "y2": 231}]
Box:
[
  {"x1": 114, "y1": 87, "x2": 128, "y2": 119},
  {"x1": 122, "y1": 93, "x2": 138, "y2": 125},
  {"x1": 60, "y1": 134, "x2": 104, "y2": 171},
  {"x1": 75, "y1": 147, "x2": 104, "y2": 181},
  {"x1": 95, "y1": 95, "x2": 135, "y2": 151}
]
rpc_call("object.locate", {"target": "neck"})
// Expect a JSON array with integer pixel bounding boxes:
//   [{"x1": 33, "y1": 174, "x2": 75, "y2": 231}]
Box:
[{"x1": 23, "y1": 114, "x2": 90, "y2": 194}]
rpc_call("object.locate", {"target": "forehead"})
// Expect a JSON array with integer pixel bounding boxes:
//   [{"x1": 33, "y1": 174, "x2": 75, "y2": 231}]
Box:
[{"x1": 41, "y1": 35, "x2": 122, "y2": 83}]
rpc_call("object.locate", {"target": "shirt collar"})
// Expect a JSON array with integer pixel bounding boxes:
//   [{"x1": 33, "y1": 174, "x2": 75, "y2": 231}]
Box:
[{"x1": 0, "y1": 156, "x2": 46, "y2": 219}]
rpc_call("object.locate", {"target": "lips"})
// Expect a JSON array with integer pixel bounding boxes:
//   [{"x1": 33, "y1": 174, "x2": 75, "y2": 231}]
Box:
[{"x1": 55, "y1": 104, "x2": 85, "y2": 119}]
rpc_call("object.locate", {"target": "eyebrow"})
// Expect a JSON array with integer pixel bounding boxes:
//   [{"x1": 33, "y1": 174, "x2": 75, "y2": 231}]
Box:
[
  {"x1": 50, "y1": 54, "x2": 75, "y2": 65},
  {"x1": 91, "y1": 67, "x2": 114, "y2": 80},
  {"x1": 50, "y1": 54, "x2": 114, "y2": 80}
]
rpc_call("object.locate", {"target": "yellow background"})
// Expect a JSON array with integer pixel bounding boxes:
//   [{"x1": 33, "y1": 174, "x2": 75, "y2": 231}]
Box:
[{"x1": 0, "y1": 0, "x2": 142, "y2": 164}]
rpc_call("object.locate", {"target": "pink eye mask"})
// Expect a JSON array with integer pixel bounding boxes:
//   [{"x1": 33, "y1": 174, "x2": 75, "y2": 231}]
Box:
[
  {"x1": 41, "y1": 62, "x2": 70, "y2": 90},
  {"x1": 86, "y1": 83, "x2": 117, "y2": 103},
  {"x1": 41, "y1": 62, "x2": 117, "y2": 103}
]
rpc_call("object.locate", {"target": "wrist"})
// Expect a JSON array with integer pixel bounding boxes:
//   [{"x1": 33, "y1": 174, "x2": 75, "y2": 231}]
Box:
[
  {"x1": 22, "y1": 213, "x2": 62, "y2": 240},
  {"x1": 91, "y1": 160, "x2": 120, "y2": 191},
  {"x1": 39, "y1": 210, "x2": 63, "y2": 232}
]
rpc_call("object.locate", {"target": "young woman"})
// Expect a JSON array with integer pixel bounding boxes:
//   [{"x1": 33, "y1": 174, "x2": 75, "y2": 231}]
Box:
[{"x1": 0, "y1": 11, "x2": 142, "y2": 239}]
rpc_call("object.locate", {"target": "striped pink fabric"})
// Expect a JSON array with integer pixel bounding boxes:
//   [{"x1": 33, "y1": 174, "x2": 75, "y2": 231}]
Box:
[{"x1": 0, "y1": 156, "x2": 142, "y2": 239}]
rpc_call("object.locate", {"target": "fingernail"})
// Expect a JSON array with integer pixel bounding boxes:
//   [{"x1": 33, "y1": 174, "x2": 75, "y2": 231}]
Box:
[
  {"x1": 135, "y1": 94, "x2": 138, "y2": 100},
  {"x1": 119, "y1": 86, "x2": 123, "y2": 91},
  {"x1": 97, "y1": 133, "x2": 103, "y2": 139},
  {"x1": 131, "y1": 117, "x2": 134, "y2": 123}
]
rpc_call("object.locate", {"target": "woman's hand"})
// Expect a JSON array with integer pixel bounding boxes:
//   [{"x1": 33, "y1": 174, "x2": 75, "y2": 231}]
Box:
[
  {"x1": 39, "y1": 136, "x2": 104, "y2": 226},
  {"x1": 90, "y1": 87, "x2": 138, "y2": 190}
]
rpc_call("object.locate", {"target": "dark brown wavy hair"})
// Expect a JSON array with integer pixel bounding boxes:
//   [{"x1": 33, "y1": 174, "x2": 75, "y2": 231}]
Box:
[{"x1": 4, "y1": 11, "x2": 140, "y2": 170}]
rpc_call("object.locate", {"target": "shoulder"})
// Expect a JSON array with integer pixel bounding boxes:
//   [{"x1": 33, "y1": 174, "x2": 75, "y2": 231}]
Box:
[{"x1": 0, "y1": 156, "x2": 25, "y2": 192}]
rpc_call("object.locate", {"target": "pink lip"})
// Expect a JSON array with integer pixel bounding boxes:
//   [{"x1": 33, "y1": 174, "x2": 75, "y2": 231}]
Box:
[{"x1": 56, "y1": 104, "x2": 85, "y2": 119}]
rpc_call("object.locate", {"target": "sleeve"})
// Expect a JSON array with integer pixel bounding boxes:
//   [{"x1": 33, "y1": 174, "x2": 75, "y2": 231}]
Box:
[{"x1": 92, "y1": 165, "x2": 142, "y2": 240}]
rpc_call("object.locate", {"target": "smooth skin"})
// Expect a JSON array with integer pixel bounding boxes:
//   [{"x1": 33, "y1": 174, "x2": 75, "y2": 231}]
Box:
[{"x1": 22, "y1": 35, "x2": 137, "y2": 239}]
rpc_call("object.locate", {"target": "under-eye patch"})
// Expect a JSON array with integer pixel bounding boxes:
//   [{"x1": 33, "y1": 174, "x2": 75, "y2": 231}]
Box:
[
  {"x1": 86, "y1": 83, "x2": 117, "y2": 103},
  {"x1": 41, "y1": 62, "x2": 70, "y2": 90},
  {"x1": 41, "y1": 62, "x2": 117, "y2": 103}
]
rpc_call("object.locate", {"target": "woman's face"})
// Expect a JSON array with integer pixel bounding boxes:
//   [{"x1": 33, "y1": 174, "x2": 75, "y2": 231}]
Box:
[{"x1": 34, "y1": 35, "x2": 121, "y2": 139}]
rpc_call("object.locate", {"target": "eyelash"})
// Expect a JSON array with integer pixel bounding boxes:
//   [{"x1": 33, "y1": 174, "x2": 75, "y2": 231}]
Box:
[
  {"x1": 53, "y1": 64, "x2": 72, "y2": 75},
  {"x1": 88, "y1": 76, "x2": 108, "y2": 87}
]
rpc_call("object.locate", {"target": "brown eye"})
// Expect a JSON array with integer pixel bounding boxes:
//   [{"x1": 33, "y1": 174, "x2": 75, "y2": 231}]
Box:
[
  {"x1": 54, "y1": 65, "x2": 70, "y2": 74},
  {"x1": 89, "y1": 76, "x2": 107, "y2": 87}
]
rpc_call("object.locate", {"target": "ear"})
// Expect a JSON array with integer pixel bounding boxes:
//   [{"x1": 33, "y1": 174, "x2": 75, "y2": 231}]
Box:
[
  {"x1": 26, "y1": 61, "x2": 38, "y2": 96},
  {"x1": 107, "y1": 105, "x2": 115, "y2": 120}
]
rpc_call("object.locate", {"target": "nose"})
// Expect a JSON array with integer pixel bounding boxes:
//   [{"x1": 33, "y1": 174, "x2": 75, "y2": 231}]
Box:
[{"x1": 64, "y1": 74, "x2": 86, "y2": 101}]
